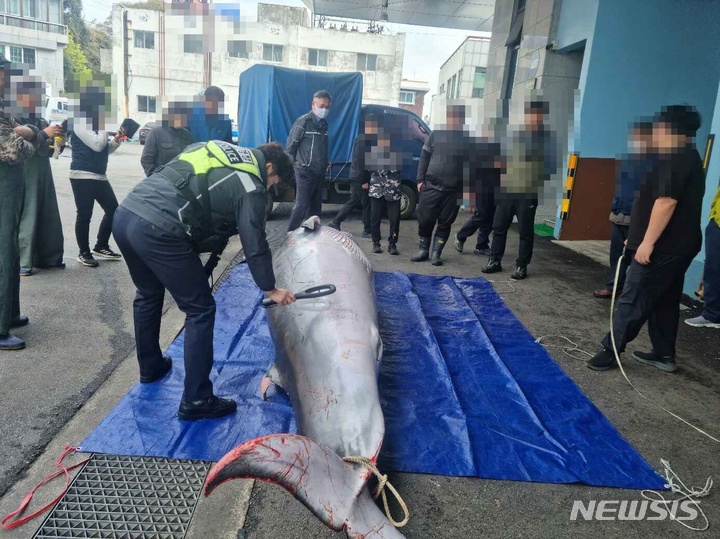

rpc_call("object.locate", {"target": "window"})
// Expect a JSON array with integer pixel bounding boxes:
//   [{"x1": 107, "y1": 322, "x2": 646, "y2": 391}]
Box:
[
  {"x1": 449, "y1": 74, "x2": 457, "y2": 99},
  {"x1": 7, "y1": 0, "x2": 20, "y2": 15},
  {"x1": 503, "y1": 45, "x2": 520, "y2": 113},
  {"x1": 228, "y1": 40, "x2": 250, "y2": 59},
  {"x1": 356, "y1": 53, "x2": 377, "y2": 72},
  {"x1": 262, "y1": 44, "x2": 283, "y2": 62},
  {"x1": 439, "y1": 83, "x2": 445, "y2": 95},
  {"x1": 472, "y1": 67, "x2": 487, "y2": 98},
  {"x1": 23, "y1": 0, "x2": 38, "y2": 19},
  {"x1": 134, "y1": 30, "x2": 155, "y2": 50},
  {"x1": 184, "y1": 35, "x2": 204, "y2": 54},
  {"x1": 308, "y1": 48, "x2": 328, "y2": 67},
  {"x1": 4, "y1": 45, "x2": 35, "y2": 67},
  {"x1": 137, "y1": 95, "x2": 157, "y2": 113},
  {"x1": 48, "y1": 0, "x2": 61, "y2": 24},
  {"x1": 456, "y1": 68, "x2": 463, "y2": 98},
  {"x1": 399, "y1": 91, "x2": 415, "y2": 105}
]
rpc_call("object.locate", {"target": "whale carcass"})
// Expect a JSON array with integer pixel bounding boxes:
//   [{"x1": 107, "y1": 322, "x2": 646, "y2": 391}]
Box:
[{"x1": 205, "y1": 216, "x2": 407, "y2": 539}]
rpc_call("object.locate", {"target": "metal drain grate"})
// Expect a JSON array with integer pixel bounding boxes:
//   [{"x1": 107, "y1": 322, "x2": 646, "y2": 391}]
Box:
[{"x1": 33, "y1": 454, "x2": 211, "y2": 539}]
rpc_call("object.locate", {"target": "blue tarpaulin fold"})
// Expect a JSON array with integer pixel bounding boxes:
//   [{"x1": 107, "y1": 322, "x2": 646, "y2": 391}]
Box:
[{"x1": 80, "y1": 265, "x2": 665, "y2": 489}]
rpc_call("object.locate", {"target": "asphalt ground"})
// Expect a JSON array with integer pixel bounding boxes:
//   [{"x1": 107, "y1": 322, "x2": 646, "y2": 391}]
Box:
[{"x1": 0, "y1": 143, "x2": 718, "y2": 538}]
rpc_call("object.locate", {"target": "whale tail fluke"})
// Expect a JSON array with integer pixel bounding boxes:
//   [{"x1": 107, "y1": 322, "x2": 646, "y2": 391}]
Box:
[{"x1": 205, "y1": 434, "x2": 407, "y2": 539}]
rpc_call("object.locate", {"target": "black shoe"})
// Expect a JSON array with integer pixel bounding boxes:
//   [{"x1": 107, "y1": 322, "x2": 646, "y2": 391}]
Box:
[
  {"x1": 454, "y1": 234, "x2": 465, "y2": 253},
  {"x1": 362, "y1": 230, "x2": 371, "y2": 238},
  {"x1": 140, "y1": 355, "x2": 173, "y2": 383},
  {"x1": 10, "y1": 315, "x2": 29, "y2": 328},
  {"x1": 587, "y1": 348, "x2": 617, "y2": 371},
  {"x1": 411, "y1": 237, "x2": 431, "y2": 262},
  {"x1": 93, "y1": 247, "x2": 123, "y2": 260},
  {"x1": 35, "y1": 261, "x2": 65, "y2": 269},
  {"x1": 388, "y1": 243, "x2": 399, "y2": 256},
  {"x1": 474, "y1": 247, "x2": 492, "y2": 256},
  {"x1": 178, "y1": 396, "x2": 237, "y2": 421},
  {"x1": 431, "y1": 236, "x2": 446, "y2": 267},
  {"x1": 0, "y1": 334, "x2": 25, "y2": 351},
  {"x1": 372, "y1": 242, "x2": 382, "y2": 254},
  {"x1": 482, "y1": 259, "x2": 502, "y2": 274},
  {"x1": 511, "y1": 266, "x2": 527, "y2": 280},
  {"x1": 77, "y1": 252, "x2": 99, "y2": 267},
  {"x1": 327, "y1": 221, "x2": 340, "y2": 230},
  {"x1": 632, "y1": 351, "x2": 678, "y2": 373}
]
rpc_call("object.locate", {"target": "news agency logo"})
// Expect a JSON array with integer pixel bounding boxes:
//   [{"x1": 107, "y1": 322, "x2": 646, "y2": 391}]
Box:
[{"x1": 570, "y1": 500, "x2": 701, "y2": 522}]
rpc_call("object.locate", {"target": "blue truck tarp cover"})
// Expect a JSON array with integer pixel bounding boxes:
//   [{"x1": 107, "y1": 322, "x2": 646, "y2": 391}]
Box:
[{"x1": 237, "y1": 65, "x2": 363, "y2": 165}]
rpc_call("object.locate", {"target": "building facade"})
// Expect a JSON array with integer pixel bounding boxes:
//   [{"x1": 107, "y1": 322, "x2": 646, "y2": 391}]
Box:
[
  {"x1": 109, "y1": 2, "x2": 406, "y2": 127},
  {"x1": 438, "y1": 36, "x2": 490, "y2": 101},
  {"x1": 398, "y1": 79, "x2": 429, "y2": 118},
  {"x1": 0, "y1": 0, "x2": 68, "y2": 94}
]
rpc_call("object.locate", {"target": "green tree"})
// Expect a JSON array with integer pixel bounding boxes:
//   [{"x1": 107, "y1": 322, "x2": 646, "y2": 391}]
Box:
[
  {"x1": 64, "y1": 32, "x2": 91, "y2": 85},
  {"x1": 63, "y1": 0, "x2": 89, "y2": 45},
  {"x1": 85, "y1": 16, "x2": 112, "y2": 74}
]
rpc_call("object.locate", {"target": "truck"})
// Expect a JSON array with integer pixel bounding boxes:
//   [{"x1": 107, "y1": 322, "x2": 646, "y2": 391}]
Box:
[{"x1": 237, "y1": 65, "x2": 431, "y2": 220}]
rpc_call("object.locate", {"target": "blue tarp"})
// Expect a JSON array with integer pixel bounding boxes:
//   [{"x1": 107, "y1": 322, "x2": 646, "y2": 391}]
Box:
[
  {"x1": 80, "y1": 265, "x2": 665, "y2": 489},
  {"x1": 237, "y1": 65, "x2": 363, "y2": 164}
]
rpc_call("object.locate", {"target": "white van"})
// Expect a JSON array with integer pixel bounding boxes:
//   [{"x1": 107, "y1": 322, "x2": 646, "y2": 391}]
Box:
[{"x1": 44, "y1": 96, "x2": 69, "y2": 125}]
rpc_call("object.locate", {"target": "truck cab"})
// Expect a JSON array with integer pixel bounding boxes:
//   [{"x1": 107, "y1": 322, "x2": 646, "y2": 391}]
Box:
[{"x1": 267, "y1": 104, "x2": 431, "y2": 220}]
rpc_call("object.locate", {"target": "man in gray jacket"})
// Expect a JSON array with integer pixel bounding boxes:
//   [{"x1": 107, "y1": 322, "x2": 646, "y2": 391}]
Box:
[
  {"x1": 286, "y1": 90, "x2": 331, "y2": 231},
  {"x1": 140, "y1": 101, "x2": 194, "y2": 176}
]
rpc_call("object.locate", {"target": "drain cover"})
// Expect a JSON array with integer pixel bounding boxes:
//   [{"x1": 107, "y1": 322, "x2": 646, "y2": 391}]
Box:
[{"x1": 33, "y1": 454, "x2": 211, "y2": 539}]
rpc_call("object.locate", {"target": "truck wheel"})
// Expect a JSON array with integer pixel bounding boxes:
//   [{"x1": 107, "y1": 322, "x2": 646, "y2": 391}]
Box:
[
  {"x1": 399, "y1": 184, "x2": 417, "y2": 220},
  {"x1": 265, "y1": 192, "x2": 275, "y2": 220}
]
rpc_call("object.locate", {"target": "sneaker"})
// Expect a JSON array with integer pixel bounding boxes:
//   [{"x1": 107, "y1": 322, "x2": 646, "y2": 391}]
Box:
[
  {"x1": 0, "y1": 333, "x2": 25, "y2": 351},
  {"x1": 511, "y1": 266, "x2": 527, "y2": 280},
  {"x1": 684, "y1": 315, "x2": 720, "y2": 329},
  {"x1": 178, "y1": 396, "x2": 237, "y2": 421},
  {"x1": 19, "y1": 267, "x2": 33, "y2": 277},
  {"x1": 140, "y1": 355, "x2": 173, "y2": 383},
  {"x1": 372, "y1": 242, "x2": 382, "y2": 254},
  {"x1": 474, "y1": 247, "x2": 492, "y2": 255},
  {"x1": 92, "y1": 247, "x2": 123, "y2": 260},
  {"x1": 632, "y1": 351, "x2": 678, "y2": 373},
  {"x1": 77, "y1": 252, "x2": 99, "y2": 267},
  {"x1": 361, "y1": 230, "x2": 371, "y2": 238},
  {"x1": 587, "y1": 348, "x2": 617, "y2": 371},
  {"x1": 454, "y1": 234, "x2": 465, "y2": 253},
  {"x1": 482, "y1": 259, "x2": 502, "y2": 274},
  {"x1": 388, "y1": 244, "x2": 399, "y2": 256},
  {"x1": 327, "y1": 221, "x2": 340, "y2": 230}
]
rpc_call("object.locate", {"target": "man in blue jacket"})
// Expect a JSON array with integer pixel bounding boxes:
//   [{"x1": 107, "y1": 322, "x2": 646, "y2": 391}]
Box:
[
  {"x1": 594, "y1": 122, "x2": 655, "y2": 298},
  {"x1": 188, "y1": 87, "x2": 233, "y2": 144}
]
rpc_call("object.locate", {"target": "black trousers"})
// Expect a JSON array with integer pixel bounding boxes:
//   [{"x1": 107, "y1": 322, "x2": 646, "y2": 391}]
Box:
[
  {"x1": 601, "y1": 252, "x2": 694, "y2": 358},
  {"x1": 457, "y1": 191, "x2": 496, "y2": 249},
  {"x1": 288, "y1": 168, "x2": 324, "y2": 231},
  {"x1": 490, "y1": 198, "x2": 538, "y2": 267},
  {"x1": 334, "y1": 181, "x2": 370, "y2": 232},
  {"x1": 70, "y1": 179, "x2": 119, "y2": 254},
  {"x1": 113, "y1": 206, "x2": 216, "y2": 402},
  {"x1": 416, "y1": 186, "x2": 460, "y2": 241},
  {"x1": 370, "y1": 197, "x2": 400, "y2": 244},
  {"x1": 604, "y1": 223, "x2": 630, "y2": 291}
]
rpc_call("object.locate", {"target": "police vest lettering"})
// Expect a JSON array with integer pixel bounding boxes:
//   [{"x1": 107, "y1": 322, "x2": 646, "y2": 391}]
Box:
[{"x1": 177, "y1": 141, "x2": 261, "y2": 179}]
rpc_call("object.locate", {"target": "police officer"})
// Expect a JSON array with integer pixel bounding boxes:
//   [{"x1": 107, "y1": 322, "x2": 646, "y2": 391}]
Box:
[{"x1": 113, "y1": 141, "x2": 297, "y2": 420}]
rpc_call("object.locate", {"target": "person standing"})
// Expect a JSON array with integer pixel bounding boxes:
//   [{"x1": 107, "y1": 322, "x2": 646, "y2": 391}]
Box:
[
  {"x1": 16, "y1": 77, "x2": 65, "y2": 276},
  {"x1": 69, "y1": 84, "x2": 125, "y2": 268},
  {"x1": 367, "y1": 132, "x2": 402, "y2": 255},
  {"x1": 411, "y1": 103, "x2": 472, "y2": 266},
  {"x1": 685, "y1": 183, "x2": 720, "y2": 330},
  {"x1": 588, "y1": 105, "x2": 705, "y2": 373},
  {"x1": 328, "y1": 115, "x2": 375, "y2": 236},
  {"x1": 594, "y1": 122, "x2": 655, "y2": 298},
  {"x1": 113, "y1": 141, "x2": 296, "y2": 420},
  {"x1": 482, "y1": 100, "x2": 560, "y2": 280},
  {"x1": 0, "y1": 56, "x2": 45, "y2": 350},
  {"x1": 286, "y1": 90, "x2": 331, "y2": 231},
  {"x1": 188, "y1": 86, "x2": 233, "y2": 144},
  {"x1": 140, "y1": 101, "x2": 194, "y2": 176}
]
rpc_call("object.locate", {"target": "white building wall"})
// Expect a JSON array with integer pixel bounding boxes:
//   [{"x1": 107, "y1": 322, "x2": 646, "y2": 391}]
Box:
[
  {"x1": 1, "y1": 25, "x2": 68, "y2": 93},
  {"x1": 110, "y1": 4, "x2": 405, "y2": 125}
]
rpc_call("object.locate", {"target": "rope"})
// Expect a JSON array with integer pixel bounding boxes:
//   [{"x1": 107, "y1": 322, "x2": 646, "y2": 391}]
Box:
[
  {"x1": 536, "y1": 335, "x2": 594, "y2": 361},
  {"x1": 641, "y1": 459, "x2": 712, "y2": 531},
  {"x1": 342, "y1": 456, "x2": 410, "y2": 528},
  {"x1": 2, "y1": 445, "x2": 91, "y2": 530},
  {"x1": 486, "y1": 278, "x2": 517, "y2": 293}
]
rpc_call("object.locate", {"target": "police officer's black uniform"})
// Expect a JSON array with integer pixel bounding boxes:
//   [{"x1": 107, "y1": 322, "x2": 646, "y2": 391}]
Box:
[{"x1": 113, "y1": 141, "x2": 277, "y2": 420}]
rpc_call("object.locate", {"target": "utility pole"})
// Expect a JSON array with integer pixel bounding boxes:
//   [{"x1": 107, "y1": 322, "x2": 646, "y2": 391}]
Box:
[{"x1": 122, "y1": 7, "x2": 130, "y2": 118}]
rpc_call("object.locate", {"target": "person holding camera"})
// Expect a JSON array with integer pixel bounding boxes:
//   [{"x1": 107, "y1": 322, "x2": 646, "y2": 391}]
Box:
[{"x1": 112, "y1": 141, "x2": 297, "y2": 420}]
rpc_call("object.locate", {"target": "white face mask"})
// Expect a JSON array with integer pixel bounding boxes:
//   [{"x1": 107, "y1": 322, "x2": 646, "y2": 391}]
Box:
[
  {"x1": 314, "y1": 107, "x2": 329, "y2": 120},
  {"x1": 630, "y1": 141, "x2": 646, "y2": 154}
]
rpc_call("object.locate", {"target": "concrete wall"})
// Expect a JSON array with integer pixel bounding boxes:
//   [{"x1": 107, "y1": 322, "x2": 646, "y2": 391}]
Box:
[
  {"x1": 0, "y1": 24, "x2": 67, "y2": 93},
  {"x1": 110, "y1": 4, "x2": 405, "y2": 125}
]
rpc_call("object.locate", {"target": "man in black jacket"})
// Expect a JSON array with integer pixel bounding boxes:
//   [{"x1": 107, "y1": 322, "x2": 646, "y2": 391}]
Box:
[
  {"x1": 328, "y1": 114, "x2": 377, "y2": 235},
  {"x1": 113, "y1": 141, "x2": 297, "y2": 420},
  {"x1": 140, "y1": 101, "x2": 194, "y2": 176},
  {"x1": 411, "y1": 103, "x2": 472, "y2": 266},
  {"x1": 286, "y1": 90, "x2": 331, "y2": 231}
]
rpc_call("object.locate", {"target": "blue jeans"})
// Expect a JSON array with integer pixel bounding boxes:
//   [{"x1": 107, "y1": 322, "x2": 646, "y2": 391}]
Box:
[
  {"x1": 702, "y1": 220, "x2": 720, "y2": 323},
  {"x1": 288, "y1": 168, "x2": 324, "y2": 231}
]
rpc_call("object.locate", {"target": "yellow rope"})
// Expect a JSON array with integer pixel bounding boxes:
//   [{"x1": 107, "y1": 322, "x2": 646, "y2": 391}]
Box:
[{"x1": 342, "y1": 456, "x2": 410, "y2": 528}]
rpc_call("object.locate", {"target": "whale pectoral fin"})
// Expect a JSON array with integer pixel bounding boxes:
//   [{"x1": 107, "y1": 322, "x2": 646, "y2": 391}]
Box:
[
  {"x1": 205, "y1": 434, "x2": 407, "y2": 538},
  {"x1": 260, "y1": 364, "x2": 282, "y2": 401},
  {"x1": 301, "y1": 216, "x2": 322, "y2": 231}
]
